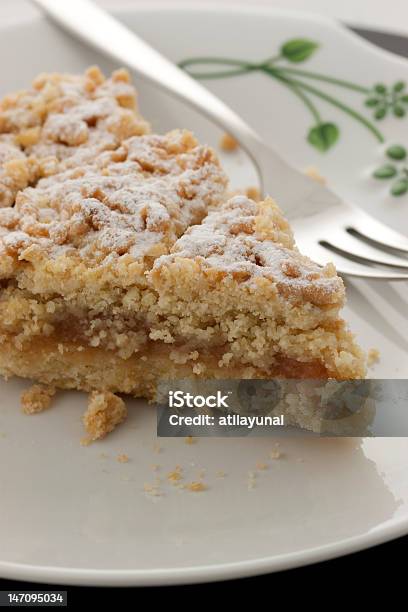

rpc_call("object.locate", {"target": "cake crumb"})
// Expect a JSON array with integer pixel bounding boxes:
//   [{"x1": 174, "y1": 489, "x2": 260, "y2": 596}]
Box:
[
  {"x1": 216, "y1": 470, "x2": 226, "y2": 478},
  {"x1": 153, "y1": 442, "x2": 162, "y2": 454},
  {"x1": 185, "y1": 436, "x2": 196, "y2": 445},
  {"x1": 83, "y1": 391, "x2": 127, "y2": 441},
  {"x1": 367, "y1": 348, "x2": 380, "y2": 366},
  {"x1": 151, "y1": 464, "x2": 161, "y2": 472},
  {"x1": 167, "y1": 466, "x2": 183, "y2": 483},
  {"x1": 255, "y1": 462, "x2": 268, "y2": 471},
  {"x1": 21, "y1": 384, "x2": 56, "y2": 415},
  {"x1": 80, "y1": 436, "x2": 91, "y2": 447},
  {"x1": 184, "y1": 481, "x2": 207, "y2": 492},
  {"x1": 117, "y1": 453, "x2": 129, "y2": 463},
  {"x1": 220, "y1": 132, "x2": 238, "y2": 152},
  {"x1": 304, "y1": 166, "x2": 326, "y2": 184},
  {"x1": 269, "y1": 449, "x2": 282, "y2": 460},
  {"x1": 245, "y1": 186, "x2": 261, "y2": 201}
]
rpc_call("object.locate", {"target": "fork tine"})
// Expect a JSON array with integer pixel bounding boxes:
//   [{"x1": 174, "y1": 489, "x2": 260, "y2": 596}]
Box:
[
  {"x1": 323, "y1": 230, "x2": 408, "y2": 269},
  {"x1": 348, "y1": 209, "x2": 408, "y2": 254},
  {"x1": 296, "y1": 239, "x2": 408, "y2": 280}
]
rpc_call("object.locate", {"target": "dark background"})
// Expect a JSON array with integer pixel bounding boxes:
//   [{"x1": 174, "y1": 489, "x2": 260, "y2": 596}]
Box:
[{"x1": 0, "y1": 26, "x2": 407, "y2": 603}]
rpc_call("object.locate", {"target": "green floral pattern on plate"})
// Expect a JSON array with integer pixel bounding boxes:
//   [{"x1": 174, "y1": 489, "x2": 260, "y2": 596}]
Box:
[
  {"x1": 179, "y1": 38, "x2": 407, "y2": 196},
  {"x1": 374, "y1": 145, "x2": 408, "y2": 196}
]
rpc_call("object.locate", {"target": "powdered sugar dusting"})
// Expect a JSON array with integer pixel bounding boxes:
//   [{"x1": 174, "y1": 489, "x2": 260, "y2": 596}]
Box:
[
  {"x1": 0, "y1": 66, "x2": 149, "y2": 208},
  {"x1": 0, "y1": 129, "x2": 227, "y2": 266},
  {"x1": 154, "y1": 195, "x2": 344, "y2": 305}
]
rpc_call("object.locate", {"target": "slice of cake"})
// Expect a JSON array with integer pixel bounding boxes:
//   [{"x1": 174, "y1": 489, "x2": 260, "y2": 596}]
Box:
[
  {"x1": 0, "y1": 68, "x2": 365, "y2": 420},
  {"x1": 0, "y1": 189, "x2": 364, "y2": 399},
  {"x1": 0, "y1": 66, "x2": 149, "y2": 207}
]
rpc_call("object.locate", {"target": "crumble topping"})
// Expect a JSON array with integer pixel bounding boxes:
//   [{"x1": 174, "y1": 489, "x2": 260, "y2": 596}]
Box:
[
  {"x1": 0, "y1": 136, "x2": 35, "y2": 207},
  {"x1": 83, "y1": 390, "x2": 127, "y2": 440},
  {"x1": 0, "y1": 66, "x2": 149, "y2": 208},
  {"x1": 0, "y1": 130, "x2": 227, "y2": 277},
  {"x1": 21, "y1": 383, "x2": 55, "y2": 414},
  {"x1": 153, "y1": 195, "x2": 344, "y2": 306}
]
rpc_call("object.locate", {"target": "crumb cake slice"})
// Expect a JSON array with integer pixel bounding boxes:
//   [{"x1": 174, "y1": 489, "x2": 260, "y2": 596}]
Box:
[
  {"x1": 0, "y1": 67, "x2": 365, "y2": 409},
  {"x1": 0, "y1": 66, "x2": 149, "y2": 207}
]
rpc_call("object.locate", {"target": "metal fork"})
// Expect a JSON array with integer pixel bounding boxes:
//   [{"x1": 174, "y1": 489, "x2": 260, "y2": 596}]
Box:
[{"x1": 33, "y1": 0, "x2": 408, "y2": 280}]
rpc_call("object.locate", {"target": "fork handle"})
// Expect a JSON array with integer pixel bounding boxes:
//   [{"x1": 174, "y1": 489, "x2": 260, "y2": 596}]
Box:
[{"x1": 32, "y1": 0, "x2": 264, "y2": 166}]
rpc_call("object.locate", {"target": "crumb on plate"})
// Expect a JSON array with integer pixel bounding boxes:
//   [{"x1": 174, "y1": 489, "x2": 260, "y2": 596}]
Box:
[
  {"x1": 245, "y1": 186, "x2": 261, "y2": 201},
  {"x1": 117, "y1": 453, "x2": 129, "y2": 463},
  {"x1": 167, "y1": 465, "x2": 183, "y2": 483},
  {"x1": 21, "y1": 384, "x2": 56, "y2": 415},
  {"x1": 184, "y1": 481, "x2": 207, "y2": 492},
  {"x1": 304, "y1": 166, "x2": 326, "y2": 185},
  {"x1": 83, "y1": 391, "x2": 127, "y2": 441},
  {"x1": 219, "y1": 132, "x2": 238, "y2": 151}
]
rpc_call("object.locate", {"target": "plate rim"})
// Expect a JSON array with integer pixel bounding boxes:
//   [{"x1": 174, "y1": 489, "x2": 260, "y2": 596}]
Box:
[{"x1": 1, "y1": 515, "x2": 408, "y2": 586}]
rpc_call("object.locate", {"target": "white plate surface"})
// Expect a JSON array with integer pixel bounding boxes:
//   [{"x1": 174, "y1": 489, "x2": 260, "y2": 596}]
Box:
[{"x1": 1, "y1": 4, "x2": 408, "y2": 586}]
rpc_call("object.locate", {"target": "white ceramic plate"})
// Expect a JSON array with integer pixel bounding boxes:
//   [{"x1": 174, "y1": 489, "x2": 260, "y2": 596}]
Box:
[{"x1": 1, "y1": 4, "x2": 408, "y2": 586}]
